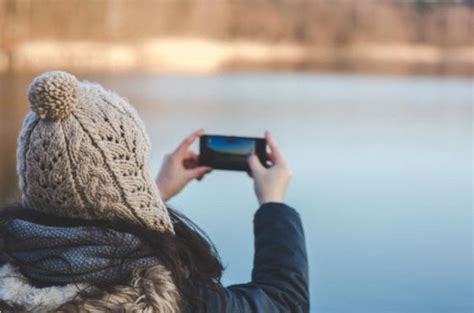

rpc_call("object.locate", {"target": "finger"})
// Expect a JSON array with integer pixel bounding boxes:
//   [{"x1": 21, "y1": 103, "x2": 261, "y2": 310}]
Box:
[
  {"x1": 183, "y1": 151, "x2": 199, "y2": 169},
  {"x1": 196, "y1": 168, "x2": 212, "y2": 181},
  {"x1": 265, "y1": 131, "x2": 285, "y2": 163},
  {"x1": 175, "y1": 129, "x2": 204, "y2": 155},
  {"x1": 248, "y1": 154, "x2": 264, "y2": 176},
  {"x1": 184, "y1": 150, "x2": 198, "y2": 159},
  {"x1": 267, "y1": 151, "x2": 277, "y2": 164},
  {"x1": 183, "y1": 157, "x2": 199, "y2": 169},
  {"x1": 265, "y1": 158, "x2": 274, "y2": 168},
  {"x1": 196, "y1": 170, "x2": 210, "y2": 181},
  {"x1": 246, "y1": 169, "x2": 253, "y2": 178},
  {"x1": 187, "y1": 166, "x2": 212, "y2": 180}
]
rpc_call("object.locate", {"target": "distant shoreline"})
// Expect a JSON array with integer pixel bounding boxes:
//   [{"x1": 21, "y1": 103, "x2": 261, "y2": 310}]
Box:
[{"x1": 1, "y1": 37, "x2": 472, "y2": 77}]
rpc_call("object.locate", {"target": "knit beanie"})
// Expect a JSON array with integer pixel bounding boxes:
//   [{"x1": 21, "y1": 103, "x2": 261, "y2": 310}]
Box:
[{"x1": 16, "y1": 71, "x2": 174, "y2": 234}]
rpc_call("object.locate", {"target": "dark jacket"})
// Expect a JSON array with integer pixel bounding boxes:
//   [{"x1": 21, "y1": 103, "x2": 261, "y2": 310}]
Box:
[
  {"x1": 198, "y1": 203, "x2": 310, "y2": 313},
  {"x1": 0, "y1": 202, "x2": 309, "y2": 312}
]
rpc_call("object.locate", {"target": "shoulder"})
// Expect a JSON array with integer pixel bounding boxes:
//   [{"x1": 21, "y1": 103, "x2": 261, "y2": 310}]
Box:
[
  {"x1": 62, "y1": 265, "x2": 180, "y2": 313},
  {"x1": 0, "y1": 263, "x2": 181, "y2": 313},
  {"x1": 0, "y1": 263, "x2": 85, "y2": 312}
]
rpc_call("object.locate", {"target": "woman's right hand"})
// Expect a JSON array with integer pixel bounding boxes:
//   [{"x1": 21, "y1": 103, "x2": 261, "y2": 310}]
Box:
[
  {"x1": 248, "y1": 131, "x2": 292, "y2": 205},
  {"x1": 156, "y1": 129, "x2": 211, "y2": 201}
]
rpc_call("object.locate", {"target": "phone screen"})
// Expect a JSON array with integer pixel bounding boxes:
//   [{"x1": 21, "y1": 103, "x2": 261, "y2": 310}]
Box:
[
  {"x1": 199, "y1": 135, "x2": 267, "y2": 171},
  {"x1": 208, "y1": 136, "x2": 256, "y2": 155}
]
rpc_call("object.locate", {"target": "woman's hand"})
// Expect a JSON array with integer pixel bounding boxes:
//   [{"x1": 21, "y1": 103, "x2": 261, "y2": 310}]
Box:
[
  {"x1": 248, "y1": 131, "x2": 292, "y2": 205},
  {"x1": 156, "y1": 129, "x2": 211, "y2": 201}
]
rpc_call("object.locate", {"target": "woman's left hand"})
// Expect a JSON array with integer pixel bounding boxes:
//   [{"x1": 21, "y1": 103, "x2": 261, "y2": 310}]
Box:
[{"x1": 156, "y1": 129, "x2": 212, "y2": 201}]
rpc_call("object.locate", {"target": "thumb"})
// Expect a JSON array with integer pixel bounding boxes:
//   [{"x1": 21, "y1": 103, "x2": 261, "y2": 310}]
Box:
[
  {"x1": 187, "y1": 166, "x2": 212, "y2": 180},
  {"x1": 248, "y1": 154, "x2": 264, "y2": 176}
]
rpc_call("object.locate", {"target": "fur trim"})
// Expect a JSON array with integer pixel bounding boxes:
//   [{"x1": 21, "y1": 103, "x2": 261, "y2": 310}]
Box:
[
  {"x1": 0, "y1": 263, "x2": 180, "y2": 312},
  {"x1": 0, "y1": 263, "x2": 86, "y2": 312},
  {"x1": 59, "y1": 265, "x2": 180, "y2": 313}
]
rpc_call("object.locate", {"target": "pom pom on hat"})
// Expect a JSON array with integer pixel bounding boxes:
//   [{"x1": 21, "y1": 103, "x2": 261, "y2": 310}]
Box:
[{"x1": 28, "y1": 71, "x2": 79, "y2": 120}]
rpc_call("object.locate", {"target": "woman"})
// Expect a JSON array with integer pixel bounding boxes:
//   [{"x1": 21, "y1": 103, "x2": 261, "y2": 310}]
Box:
[{"x1": 0, "y1": 71, "x2": 309, "y2": 312}]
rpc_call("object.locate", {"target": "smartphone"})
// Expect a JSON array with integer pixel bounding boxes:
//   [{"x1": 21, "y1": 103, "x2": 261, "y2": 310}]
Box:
[{"x1": 199, "y1": 135, "x2": 268, "y2": 171}]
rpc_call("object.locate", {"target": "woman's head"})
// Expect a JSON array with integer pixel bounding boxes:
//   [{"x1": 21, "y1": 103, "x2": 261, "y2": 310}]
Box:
[
  {"x1": 13, "y1": 71, "x2": 224, "y2": 309},
  {"x1": 18, "y1": 71, "x2": 173, "y2": 233}
]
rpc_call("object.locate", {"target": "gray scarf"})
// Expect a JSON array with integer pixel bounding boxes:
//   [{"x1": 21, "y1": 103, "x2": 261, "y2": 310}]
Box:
[{"x1": 1, "y1": 219, "x2": 162, "y2": 286}]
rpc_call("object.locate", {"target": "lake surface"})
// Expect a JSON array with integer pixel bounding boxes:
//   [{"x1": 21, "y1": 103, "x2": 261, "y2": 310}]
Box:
[{"x1": 0, "y1": 73, "x2": 472, "y2": 313}]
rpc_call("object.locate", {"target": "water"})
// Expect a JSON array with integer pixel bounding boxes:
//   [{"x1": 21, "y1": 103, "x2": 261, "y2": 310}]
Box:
[{"x1": 0, "y1": 73, "x2": 472, "y2": 313}]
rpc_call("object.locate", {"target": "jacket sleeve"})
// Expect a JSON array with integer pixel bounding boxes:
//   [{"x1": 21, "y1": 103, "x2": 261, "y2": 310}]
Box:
[{"x1": 203, "y1": 202, "x2": 309, "y2": 313}]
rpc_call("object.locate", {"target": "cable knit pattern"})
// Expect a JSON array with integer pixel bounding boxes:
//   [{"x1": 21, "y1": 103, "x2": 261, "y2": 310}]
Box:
[{"x1": 17, "y1": 71, "x2": 174, "y2": 233}]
